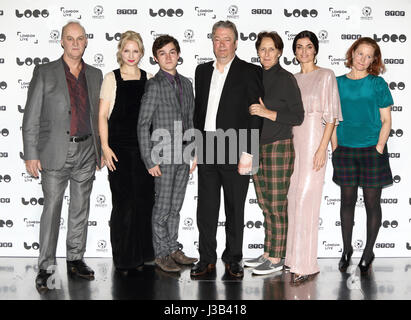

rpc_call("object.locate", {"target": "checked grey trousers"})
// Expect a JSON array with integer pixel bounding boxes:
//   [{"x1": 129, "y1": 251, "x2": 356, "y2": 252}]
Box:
[
  {"x1": 152, "y1": 164, "x2": 190, "y2": 258},
  {"x1": 38, "y1": 137, "x2": 96, "y2": 270}
]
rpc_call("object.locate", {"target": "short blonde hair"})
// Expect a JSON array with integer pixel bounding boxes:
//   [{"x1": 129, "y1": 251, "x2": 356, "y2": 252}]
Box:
[{"x1": 116, "y1": 31, "x2": 145, "y2": 66}]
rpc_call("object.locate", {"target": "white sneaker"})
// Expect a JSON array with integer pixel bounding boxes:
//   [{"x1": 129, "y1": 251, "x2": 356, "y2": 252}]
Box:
[
  {"x1": 244, "y1": 255, "x2": 267, "y2": 268},
  {"x1": 252, "y1": 259, "x2": 284, "y2": 275}
]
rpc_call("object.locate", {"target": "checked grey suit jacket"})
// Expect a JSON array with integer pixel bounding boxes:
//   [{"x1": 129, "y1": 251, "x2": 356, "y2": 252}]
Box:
[
  {"x1": 22, "y1": 58, "x2": 103, "y2": 170},
  {"x1": 138, "y1": 70, "x2": 195, "y2": 169}
]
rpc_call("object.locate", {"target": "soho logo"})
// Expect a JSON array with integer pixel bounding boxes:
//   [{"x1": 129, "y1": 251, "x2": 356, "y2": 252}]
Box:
[
  {"x1": 284, "y1": 9, "x2": 318, "y2": 17},
  {"x1": 117, "y1": 9, "x2": 138, "y2": 15},
  {"x1": 390, "y1": 129, "x2": 403, "y2": 137},
  {"x1": 249, "y1": 244, "x2": 264, "y2": 249},
  {"x1": 0, "y1": 81, "x2": 7, "y2": 90},
  {"x1": 1, "y1": 128, "x2": 9, "y2": 136},
  {"x1": 0, "y1": 34, "x2": 6, "y2": 42},
  {"x1": 240, "y1": 32, "x2": 257, "y2": 41},
  {"x1": 389, "y1": 82, "x2": 405, "y2": 90},
  {"x1": 375, "y1": 243, "x2": 395, "y2": 248},
  {"x1": 149, "y1": 8, "x2": 184, "y2": 17},
  {"x1": 21, "y1": 197, "x2": 44, "y2": 205},
  {"x1": 388, "y1": 153, "x2": 400, "y2": 158},
  {"x1": 341, "y1": 34, "x2": 361, "y2": 40},
  {"x1": 374, "y1": 34, "x2": 406, "y2": 43},
  {"x1": 393, "y1": 175, "x2": 401, "y2": 183},
  {"x1": 391, "y1": 106, "x2": 402, "y2": 112},
  {"x1": 0, "y1": 175, "x2": 11, "y2": 182},
  {"x1": 251, "y1": 9, "x2": 272, "y2": 15},
  {"x1": 384, "y1": 59, "x2": 404, "y2": 64},
  {"x1": 16, "y1": 57, "x2": 49, "y2": 66},
  {"x1": 15, "y1": 9, "x2": 49, "y2": 18},
  {"x1": 385, "y1": 11, "x2": 406, "y2": 16}
]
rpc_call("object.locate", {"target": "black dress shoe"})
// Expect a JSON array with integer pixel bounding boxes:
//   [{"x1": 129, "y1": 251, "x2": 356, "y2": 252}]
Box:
[
  {"x1": 358, "y1": 253, "x2": 375, "y2": 274},
  {"x1": 190, "y1": 261, "x2": 216, "y2": 277},
  {"x1": 338, "y1": 248, "x2": 353, "y2": 272},
  {"x1": 67, "y1": 259, "x2": 95, "y2": 280},
  {"x1": 35, "y1": 269, "x2": 52, "y2": 294},
  {"x1": 225, "y1": 262, "x2": 244, "y2": 278}
]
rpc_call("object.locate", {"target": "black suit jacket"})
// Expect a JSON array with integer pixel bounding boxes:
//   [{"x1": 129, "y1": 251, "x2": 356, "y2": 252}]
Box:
[{"x1": 194, "y1": 56, "x2": 264, "y2": 165}]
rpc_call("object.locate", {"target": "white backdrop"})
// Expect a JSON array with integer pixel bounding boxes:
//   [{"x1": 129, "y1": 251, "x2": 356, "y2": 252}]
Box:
[{"x1": 0, "y1": 0, "x2": 409, "y2": 260}]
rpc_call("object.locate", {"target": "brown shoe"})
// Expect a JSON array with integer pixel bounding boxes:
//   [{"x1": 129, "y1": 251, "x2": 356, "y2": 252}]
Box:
[
  {"x1": 155, "y1": 256, "x2": 181, "y2": 273},
  {"x1": 170, "y1": 249, "x2": 198, "y2": 265}
]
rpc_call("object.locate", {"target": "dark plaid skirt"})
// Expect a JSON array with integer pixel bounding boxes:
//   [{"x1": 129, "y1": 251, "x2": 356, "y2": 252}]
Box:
[{"x1": 332, "y1": 145, "x2": 393, "y2": 188}]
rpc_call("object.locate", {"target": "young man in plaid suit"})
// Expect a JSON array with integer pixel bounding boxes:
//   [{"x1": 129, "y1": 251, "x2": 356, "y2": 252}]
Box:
[{"x1": 138, "y1": 35, "x2": 197, "y2": 273}]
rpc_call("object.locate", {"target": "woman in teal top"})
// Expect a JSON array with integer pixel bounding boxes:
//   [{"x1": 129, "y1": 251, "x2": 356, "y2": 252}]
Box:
[{"x1": 331, "y1": 37, "x2": 393, "y2": 274}]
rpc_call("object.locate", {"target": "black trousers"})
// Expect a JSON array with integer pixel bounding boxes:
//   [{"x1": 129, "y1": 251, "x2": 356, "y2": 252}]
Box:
[{"x1": 196, "y1": 164, "x2": 250, "y2": 264}]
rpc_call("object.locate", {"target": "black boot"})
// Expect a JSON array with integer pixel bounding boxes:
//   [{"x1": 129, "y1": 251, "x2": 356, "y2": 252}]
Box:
[{"x1": 338, "y1": 247, "x2": 353, "y2": 272}]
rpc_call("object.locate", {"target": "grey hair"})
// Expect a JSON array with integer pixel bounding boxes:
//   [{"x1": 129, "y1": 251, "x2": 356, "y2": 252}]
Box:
[
  {"x1": 211, "y1": 20, "x2": 238, "y2": 41},
  {"x1": 61, "y1": 20, "x2": 86, "y2": 38}
]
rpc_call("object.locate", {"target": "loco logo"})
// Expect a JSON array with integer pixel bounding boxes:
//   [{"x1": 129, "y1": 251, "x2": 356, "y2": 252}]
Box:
[
  {"x1": 15, "y1": 9, "x2": 49, "y2": 18},
  {"x1": 373, "y1": 34, "x2": 406, "y2": 43},
  {"x1": 284, "y1": 9, "x2": 318, "y2": 17},
  {"x1": 105, "y1": 33, "x2": 122, "y2": 41},
  {"x1": 389, "y1": 82, "x2": 405, "y2": 90},
  {"x1": 240, "y1": 32, "x2": 257, "y2": 41},
  {"x1": 16, "y1": 57, "x2": 49, "y2": 66},
  {"x1": 149, "y1": 8, "x2": 183, "y2": 17},
  {"x1": 21, "y1": 197, "x2": 44, "y2": 205}
]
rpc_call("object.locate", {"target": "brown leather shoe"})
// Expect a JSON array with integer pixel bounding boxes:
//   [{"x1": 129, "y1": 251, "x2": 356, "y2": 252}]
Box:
[
  {"x1": 170, "y1": 249, "x2": 198, "y2": 265},
  {"x1": 190, "y1": 261, "x2": 216, "y2": 277},
  {"x1": 155, "y1": 256, "x2": 181, "y2": 273},
  {"x1": 225, "y1": 262, "x2": 244, "y2": 278}
]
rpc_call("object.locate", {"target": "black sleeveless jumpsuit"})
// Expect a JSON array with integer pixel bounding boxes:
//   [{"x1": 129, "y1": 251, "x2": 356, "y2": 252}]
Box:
[{"x1": 108, "y1": 69, "x2": 154, "y2": 269}]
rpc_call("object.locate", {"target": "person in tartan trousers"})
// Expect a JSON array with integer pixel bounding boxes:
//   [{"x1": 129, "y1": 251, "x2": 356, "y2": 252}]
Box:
[{"x1": 245, "y1": 32, "x2": 304, "y2": 275}]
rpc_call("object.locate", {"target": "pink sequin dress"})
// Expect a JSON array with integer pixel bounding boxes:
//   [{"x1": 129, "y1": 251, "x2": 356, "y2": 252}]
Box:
[{"x1": 285, "y1": 68, "x2": 342, "y2": 275}]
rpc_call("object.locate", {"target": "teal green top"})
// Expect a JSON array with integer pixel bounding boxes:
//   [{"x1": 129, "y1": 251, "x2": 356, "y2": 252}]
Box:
[{"x1": 336, "y1": 74, "x2": 393, "y2": 148}]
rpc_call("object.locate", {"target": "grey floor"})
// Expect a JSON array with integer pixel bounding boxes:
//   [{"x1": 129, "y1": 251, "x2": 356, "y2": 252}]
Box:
[{"x1": 1, "y1": 257, "x2": 411, "y2": 300}]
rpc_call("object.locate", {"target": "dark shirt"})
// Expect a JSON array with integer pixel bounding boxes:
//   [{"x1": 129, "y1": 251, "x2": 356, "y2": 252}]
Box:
[
  {"x1": 260, "y1": 62, "x2": 304, "y2": 145},
  {"x1": 162, "y1": 69, "x2": 182, "y2": 105},
  {"x1": 62, "y1": 57, "x2": 91, "y2": 136}
]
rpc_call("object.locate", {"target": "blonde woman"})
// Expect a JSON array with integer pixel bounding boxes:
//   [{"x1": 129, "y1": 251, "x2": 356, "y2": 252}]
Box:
[{"x1": 99, "y1": 31, "x2": 154, "y2": 275}]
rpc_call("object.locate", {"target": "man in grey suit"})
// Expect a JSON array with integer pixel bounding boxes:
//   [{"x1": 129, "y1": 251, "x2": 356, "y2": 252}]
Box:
[
  {"x1": 22, "y1": 21, "x2": 103, "y2": 293},
  {"x1": 138, "y1": 35, "x2": 197, "y2": 273}
]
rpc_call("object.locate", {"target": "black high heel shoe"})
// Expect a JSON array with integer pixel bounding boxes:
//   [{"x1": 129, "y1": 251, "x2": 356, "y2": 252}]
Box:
[
  {"x1": 338, "y1": 248, "x2": 353, "y2": 272},
  {"x1": 358, "y1": 253, "x2": 375, "y2": 274}
]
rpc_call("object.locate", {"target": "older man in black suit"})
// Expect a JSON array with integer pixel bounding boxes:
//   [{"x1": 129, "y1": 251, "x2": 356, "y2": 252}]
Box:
[{"x1": 191, "y1": 21, "x2": 264, "y2": 278}]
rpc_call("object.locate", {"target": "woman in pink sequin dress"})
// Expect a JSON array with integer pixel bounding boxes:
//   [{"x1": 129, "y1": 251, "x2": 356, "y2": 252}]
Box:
[{"x1": 285, "y1": 31, "x2": 342, "y2": 284}]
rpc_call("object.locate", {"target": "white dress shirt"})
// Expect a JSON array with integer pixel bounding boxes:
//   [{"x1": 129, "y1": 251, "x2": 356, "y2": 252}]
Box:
[{"x1": 203, "y1": 57, "x2": 235, "y2": 131}]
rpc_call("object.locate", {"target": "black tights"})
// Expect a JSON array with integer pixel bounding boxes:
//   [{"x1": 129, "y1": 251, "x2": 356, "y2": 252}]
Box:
[{"x1": 340, "y1": 186, "x2": 382, "y2": 261}]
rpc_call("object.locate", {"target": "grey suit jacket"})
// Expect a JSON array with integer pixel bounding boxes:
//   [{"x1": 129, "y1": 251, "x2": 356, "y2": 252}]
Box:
[
  {"x1": 137, "y1": 70, "x2": 195, "y2": 169},
  {"x1": 22, "y1": 58, "x2": 103, "y2": 170}
]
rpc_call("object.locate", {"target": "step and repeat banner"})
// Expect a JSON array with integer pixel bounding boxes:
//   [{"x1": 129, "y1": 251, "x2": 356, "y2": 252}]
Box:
[{"x1": 0, "y1": 0, "x2": 409, "y2": 259}]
